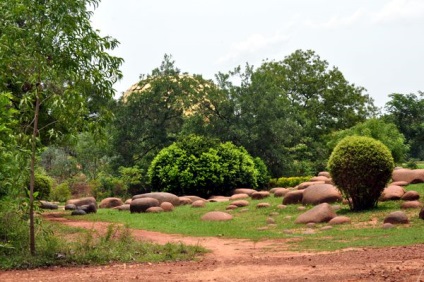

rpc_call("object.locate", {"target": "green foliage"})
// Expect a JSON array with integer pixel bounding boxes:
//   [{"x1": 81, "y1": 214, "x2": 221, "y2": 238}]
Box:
[
  {"x1": 111, "y1": 55, "x2": 220, "y2": 176},
  {"x1": 50, "y1": 182, "x2": 71, "y2": 202},
  {"x1": 118, "y1": 166, "x2": 145, "y2": 195},
  {"x1": 27, "y1": 173, "x2": 53, "y2": 200},
  {"x1": 253, "y1": 157, "x2": 271, "y2": 188},
  {"x1": 269, "y1": 176, "x2": 312, "y2": 188},
  {"x1": 148, "y1": 135, "x2": 266, "y2": 198},
  {"x1": 40, "y1": 147, "x2": 79, "y2": 182},
  {"x1": 327, "y1": 118, "x2": 409, "y2": 164},
  {"x1": 328, "y1": 136, "x2": 394, "y2": 211},
  {"x1": 384, "y1": 91, "x2": 424, "y2": 159},
  {"x1": 206, "y1": 50, "x2": 376, "y2": 177}
]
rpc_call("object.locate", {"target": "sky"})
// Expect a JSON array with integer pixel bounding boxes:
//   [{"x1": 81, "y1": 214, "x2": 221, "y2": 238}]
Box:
[{"x1": 91, "y1": 0, "x2": 424, "y2": 109}]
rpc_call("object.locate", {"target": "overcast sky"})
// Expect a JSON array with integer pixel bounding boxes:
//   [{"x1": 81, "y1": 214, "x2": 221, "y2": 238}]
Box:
[{"x1": 91, "y1": 0, "x2": 424, "y2": 109}]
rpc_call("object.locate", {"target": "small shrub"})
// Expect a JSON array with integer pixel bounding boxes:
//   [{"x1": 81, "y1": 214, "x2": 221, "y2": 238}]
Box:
[
  {"x1": 29, "y1": 173, "x2": 53, "y2": 200},
  {"x1": 328, "y1": 136, "x2": 394, "y2": 211},
  {"x1": 269, "y1": 176, "x2": 312, "y2": 188},
  {"x1": 50, "y1": 182, "x2": 71, "y2": 202},
  {"x1": 148, "y1": 135, "x2": 266, "y2": 198}
]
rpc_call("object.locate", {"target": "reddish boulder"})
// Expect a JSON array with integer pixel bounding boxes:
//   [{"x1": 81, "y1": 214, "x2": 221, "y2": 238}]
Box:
[
  {"x1": 183, "y1": 195, "x2": 206, "y2": 203},
  {"x1": 256, "y1": 202, "x2": 271, "y2": 208},
  {"x1": 130, "y1": 197, "x2": 160, "y2": 213},
  {"x1": 231, "y1": 200, "x2": 249, "y2": 207},
  {"x1": 201, "y1": 211, "x2": 233, "y2": 221},
  {"x1": 133, "y1": 192, "x2": 180, "y2": 206},
  {"x1": 318, "y1": 171, "x2": 331, "y2": 178},
  {"x1": 233, "y1": 188, "x2": 257, "y2": 196},
  {"x1": 230, "y1": 193, "x2": 249, "y2": 200},
  {"x1": 179, "y1": 197, "x2": 193, "y2": 205},
  {"x1": 392, "y1": 168, "x2": 424, "y2": 184},
  {"x1": 383, "y1": 211, "x2": 409, "y2": 224},
  {"x1": 66, "y1": 197, "x2": 97, "y2": 208},
  {"x1": 146, "y1": 207, "x2": 164, "y2": 213},
  {"x1": 328, "y1": 216, "x2": 351, "y2": 225},
  {"x1": 380, "y1": 185, "x2": 405, "y2": 201},
  {"x1": 273, "y1": 188, "x2": 290, "y2": 197},
  {"x1": 251, "y1": 191, "x2": 270, "y2": 200},
  {"x1": 282, "y1": 190, "x2": 304, "y2": 205},
  {"x1": 192, "y1": 200, "x2": 206, "y2": 208},
  {"x1": 160, "y1": 202, "x2": 174, "y2": 212},
  {"x1": 99, "y1": 197, "x2": 124, "y2": 209},
  {"x1": 113, "y1": 204, "x2": 130, "y2": 211},
  {"x1": 401, "y1": 190, "x2": 420, "y2": 201},
  {"x1": 297, "y1": 181, "x2": 324, "y2": 190},
  {"x1": 302, "y1": 184, "x2": 342, "y2": 205},
  {"x1": 400, "y1": 201, "x2": 422, "y2": 209},
  {"x1": 294, "y1": 203, "x2": 337, "y2": 224}
]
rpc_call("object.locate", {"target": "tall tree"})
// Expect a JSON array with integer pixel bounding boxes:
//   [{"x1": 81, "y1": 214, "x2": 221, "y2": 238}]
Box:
[
  {"x1": 112, "y1": 55, "x2": 219, "y2": 174},
  {"x1": 384, "y1": 91, "x2": 424, "y2": 159},
  {"x1": 0, "y1": 0, "x2": 123, "y2": 254},
  {"x1": 208, "y1": 50, "x2": 376, "y2": 176}
]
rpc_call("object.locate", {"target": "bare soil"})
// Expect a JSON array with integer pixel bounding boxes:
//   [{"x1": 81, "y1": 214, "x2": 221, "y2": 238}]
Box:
[{"x1": 1, "y1": 212, "x2": 424, "y2": 282}]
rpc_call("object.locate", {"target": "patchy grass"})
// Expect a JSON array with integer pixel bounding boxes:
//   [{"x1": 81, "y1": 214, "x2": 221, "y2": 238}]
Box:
[
  {"x1": 0, "y1": 221, "x2": 206, "y2": 270},
  {"x1": 77, "y1": 184, "x2": 424, "y2": 252}
]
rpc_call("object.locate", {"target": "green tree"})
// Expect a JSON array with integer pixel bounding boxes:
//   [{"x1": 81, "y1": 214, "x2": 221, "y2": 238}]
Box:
[
  {"x1": 384, "y1": 92, "x2": 424, "y2": 159},
  {"x1": 0, "y1": 0, "x2": 123, "y2": 254},
  {"x1": 205, "y1": 50, "x2": 376, "y2": 177},
  {"x1": 328, "y1": 136, "x2": 394, "y2": 211},
  {"x1": 112, "y1": 55, "x2": 220, "y2": 174},
  {"x1": 327, "y1": 118, "x2": 409, "y2": 164}
]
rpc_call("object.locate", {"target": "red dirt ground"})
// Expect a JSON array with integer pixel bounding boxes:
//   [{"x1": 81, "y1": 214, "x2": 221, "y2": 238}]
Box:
[{"x1": 1, "y1": 212, "x2": 424, "y2": 282}]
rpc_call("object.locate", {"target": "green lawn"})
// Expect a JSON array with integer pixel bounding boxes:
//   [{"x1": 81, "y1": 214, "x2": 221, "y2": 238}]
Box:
[{"x1": 76, "y1": 183, "x2": 424, "y2": 252}]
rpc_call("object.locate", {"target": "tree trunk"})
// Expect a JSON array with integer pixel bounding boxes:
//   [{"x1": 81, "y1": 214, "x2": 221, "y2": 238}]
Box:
[{"x1": 29, "y1": 96, "x2": 40, "y2": 255}]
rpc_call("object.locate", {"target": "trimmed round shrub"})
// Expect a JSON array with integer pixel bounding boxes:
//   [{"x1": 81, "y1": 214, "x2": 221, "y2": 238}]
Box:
[
  {"x1": 328, "y1": 136, "x2": 394, "y2": 211},
  {"x1": 148, "y1": 135, "x2": 267, "y2": 198}
]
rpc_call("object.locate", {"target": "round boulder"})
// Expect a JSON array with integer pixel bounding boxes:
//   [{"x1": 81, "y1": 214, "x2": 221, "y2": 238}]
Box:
[
  {"x1": 401, "y1": 190, "x2": 420, "y2": 201},
  {"x1": 160, "y1": 202, "x2": 174, "y2": 212},
  {"x1": 400, "y1": 200, "x2": 422, "y2": 209},
  {"x1": 302, "y1": 184, "x2": 342, "y2": 205},
  {"x1": 39, "y1": 200, "x2": 58, "y2": 210},
  {"x1": 318, "y1": 171, "x2": 331, "y2": 178},
  {"x1": 79, "y1": 203, "x2": 97, "y2": 214},
  {"x1": 328, "y1": 216, "x2": 351, "y2": 225},
  {"x1": 251, "y1": 191, "x2": 270, "y2": 200},
  {"x1": 201, "y1": 211, "x2": 233, "y2": 221},
  {"x1": 133, "y1": 192, "x2": 180, "y2": 206},
  {"x1": 99, "y1": 197, "x2": 124, "y2": 209},
  {"x1": 282, "y1": 190, "x2": 304, "y2": 205},
  {"x1": 192, "y1": 200, "x2": 206, "y2": 208},
  {"x1": 178, "y1": 197, "x2": 193, "y2": 205},
  {"x1": 392, "y1": 168, "x2": 424, "y2": 184},
  {"x1": 383, "y1": 211, "x2": 409, "y2": 224},
  {"x1": 66, "y1": 197, "x2": 97, "y2": 208},
  {"x1": 233, "y1": 188, "x2": 257, "y2": 196},
  {"x1": 419, "y1": 207, "x2": 424, "y2": 219},
  {"x1": 273, "y1": 188, "x2": 290, "y2": 197},
  {"x1": 380, "y1": 185, "x2": 405, "y2": 201},
  {"x1": 231, "y1": 200, "x2": 249, "y2": 207},
  {"x1": 65, "y1": 204, "x2": 77, "y2": 210},
  {"x1": 295, "y1": 203, "x2": 337, "y2": 224},
  {"x1": 146, "y1": 207, "x2": 164, "y2": 213},
  {"x1": 230, "y1": 193, "x2": 249, "y2": 200},
  {"x1": 256, "y1": 202, "x2": 271, "y2": 208},
  {"x1": 130, "y1": 197, "x2": 160, "y2": 213},
  {"x1": 71, "y1": 209, "x2": 86, "y2": 216},
  {"x1": 182, "y1": 195, "x2": 206, "y2": 203}
]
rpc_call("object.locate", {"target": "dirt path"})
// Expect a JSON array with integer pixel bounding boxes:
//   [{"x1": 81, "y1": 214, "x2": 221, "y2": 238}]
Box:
[{"x1": 1, "y1": 213, "x2": 424, "y2": 281}]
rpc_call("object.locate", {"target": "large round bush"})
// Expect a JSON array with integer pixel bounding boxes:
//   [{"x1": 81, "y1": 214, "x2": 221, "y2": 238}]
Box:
[
  {"x1": 148, "y1": 135, "x2": 268, "y2": 198},
  {"x1": 328, "y1": 136, "x2": 394, "y2": 211}
]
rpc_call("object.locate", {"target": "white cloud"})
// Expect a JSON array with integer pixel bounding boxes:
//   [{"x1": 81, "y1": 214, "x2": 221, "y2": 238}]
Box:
[
  {"x1": 217, "y1": 32, "x2": 290, "y2": 64},
  {"x1": 373, "y1": 0, "x2": 424, "y2": 23}
]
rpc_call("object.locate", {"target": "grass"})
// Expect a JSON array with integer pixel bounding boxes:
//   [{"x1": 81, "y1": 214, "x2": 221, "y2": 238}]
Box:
[
  {"x1": 76, "y1": 183, "x2": 424, "y2": 252},
  {"x1": 0, "y1": 217, "x2": 206, "y2": 270}
]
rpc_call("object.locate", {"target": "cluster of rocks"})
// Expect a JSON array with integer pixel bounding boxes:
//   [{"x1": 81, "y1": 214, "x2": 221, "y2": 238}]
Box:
[{"x1": 41, "y1": 168, "x2": 424, "y2": 227}]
